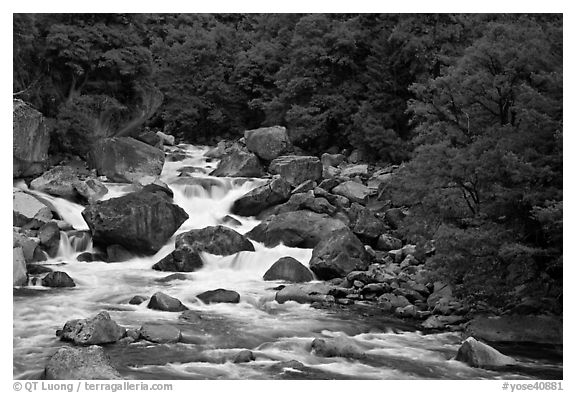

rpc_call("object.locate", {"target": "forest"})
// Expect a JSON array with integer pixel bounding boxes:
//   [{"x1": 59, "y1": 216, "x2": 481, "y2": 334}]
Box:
[{"x1": 13, "y1": 13, "x2": 562, "y2": 309}]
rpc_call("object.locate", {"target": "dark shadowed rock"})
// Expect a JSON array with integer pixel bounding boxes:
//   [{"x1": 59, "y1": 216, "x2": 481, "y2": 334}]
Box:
[
  {"x1": 233, "y1": 350, "x2": 256, "y2": 363},
  {"x1": 13, "y1": 99, "x2": 50, "y2": 178},
  {"x1": 13, "y1": 190, "x2": 52, "y2": 228},
  {"x1": 455, "y1": 337, "x2": 516, "y2": 368},
  {"x1": 377, "y1": 293, "x2": 411, "y2": 311},
  {"x1": 38, "y1": 221, "x2": 60, "y2": 257},
  {"x1": 142, "y1": 181, "x2": 174, "y2": 200},
  {"x1": 77, "y1": 252, "x2": 108, "y2": 262},
  {"x1": 376, "y1": 234, "x2": 403, "y2": 251},
  {"x1": 197, "y1": 289, "x2": 240, "y2": 304},
  {"x1": 269, "y1": 155, "x2": 323, "y2": 186},
  {"x1": 309, "y1": 228, "x2": 371, "y2": 280},
  {"x1": 106, "y1": 244, "x2": 133, "y2": 262},
  {"x1": 155, "y1": 273, "x2": 190, "y2": 283},
  {"x1": 320, "y1": 153, "x2": 346, "y2": 168},
  {"x1": 42, "y1": 271, "x2": 75, "y2": 288},
  {"x1": 136, "y1": 130, "x2": 162, "y2": 147},
  {"x1": 247, "y1": 210, "x2": 347, "y2": 248},
  {"x1": 82, "y1": 191, "x2": 188, "y2": 255},
  {"x1": 311, "y1": 338, "x2": 366, "y2": 359},
  {"x1": 128, "y1": 295, "x2": 148, "y2": 305},
  {"x1": 44, "y1": 346, "x2": 122, "y2": 380},
  {"x1": 221, "y1": 215, "x2": 242, "y2": 227},
  {"x1": 59, "y1": 311, "x2": 125, "y2": 345},
  {"x1": 139, "y1": 323, "x2": 182, "y2": 344},
  {"x1": 152, "y1": 247, "x2": 204, "y2": 273},
  {"x1": 231, "y1": 177, "x2": 292, "y2": 216},
  {"x1": 332, "y1": 181, "x2": 373, "y2": 205},
  {"x1": 466, "y1": 315, "x2": 563, "y2": 345},
  {"x1": 87, "y1": 137, "x2": 165, "y2": 184},
  {"x1": 148, "y1": 292, "x2": 188, "y2": 312},
  {"x1": 245, "y1": 126, "x2": 293, "y2": 160},
  {"x1": 27, "y1": 264, "x2": 53, "y2": 275},
  {"x1": 263, "y1": 257, "x2": 314, "y2": 283},
  {"x1": 384, "y1": 208, "x2": 406, "y2": 229},
  {"x1": 348, "y1": 203, "x2": 388, "y2": 240},
  {"x1": 210, "y1": 149, "x2": 264, "y2": 177},
  {"x1": 179, "y1": 310, "x2": 203, "y2": 322}
]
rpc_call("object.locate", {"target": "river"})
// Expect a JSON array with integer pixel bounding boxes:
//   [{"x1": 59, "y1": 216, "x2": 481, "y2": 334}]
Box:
[{"x1": 13, "y1": 145, "x2": 562, "y2": 380}]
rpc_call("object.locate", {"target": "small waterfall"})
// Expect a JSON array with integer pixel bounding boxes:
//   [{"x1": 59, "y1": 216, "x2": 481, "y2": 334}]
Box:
[{"x1": 57, "y1": 231, "x2": 93, "y2": 259}]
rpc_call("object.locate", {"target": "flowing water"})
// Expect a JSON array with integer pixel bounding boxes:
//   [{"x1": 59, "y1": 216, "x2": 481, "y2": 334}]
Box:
[{"x1": 13, "y1": 145, "x2": 562, "y2": 380}]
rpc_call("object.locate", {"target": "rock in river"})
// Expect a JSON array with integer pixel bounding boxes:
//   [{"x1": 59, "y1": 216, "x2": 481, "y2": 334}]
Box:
[
  {"x1": 147, "y1": 292, "x2": 188, "y2": 312},
  {"x1": 42, "y1": 271, "x2": 75, "y2": 288},
  {"x1": 210, "y1": 149, "x2": 264, "y2": 178},
  {"x1": 231, "y1": 177, "x2": 292, "y2": 217},
  {"x1": 455, "y1": 337, "x2": 516, "y2": 368},
  {"x1": 58, "y1": 311, "x2": 126, "y2": 345},
  {"x1": 309, "y1": 228, "x2": 371, "y2": 280},
  {"x1": 82, "y1": 190, "x2": 188, "y2": 255},
  {"x1": 247, "y1": 210, "x2": 347, "y2": 248},
  {"x1": 44, "y1": 346, "x2": 122, "y2": 380},
  {"x1": 197, "y1": 289, "x2": 240, "y2": 304},
  {"x1": 263, "y1": 257, "x2": 314, "y2": 283}
]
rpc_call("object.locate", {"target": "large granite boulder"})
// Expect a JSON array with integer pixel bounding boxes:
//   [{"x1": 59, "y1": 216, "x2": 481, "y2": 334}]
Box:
[
  {"x1": 42, "y1": 271, "x2": 75, "y2": 288},
  {"x1": 87, "y1": 137, "x2": 165, "y2": 184},
  {"x1": 30, "y1": 165, "x2": 90, "y2": 199},
  {"x1": 210, "y1": 149, "x2": 264, "y2": 177},
  {"x1": 82, "y1": 191, "x2": 188, "y2": 255},
  {"x1": 147, "y1": 292, "x2": 188, "y2": 312},
  {"x1": 231, "y1": 177, "x2": 292, "y2": 216},
  {"x1": 332, "y1": 181, "x2": 374, "y2": 205},
  {"x1": 465, "y1": 315, "x2": 563, "y2": 345},
  {"x1": 152, "y1": 247, "x2": 204, "y2": 272},
  {"x1": 197, "y1": 289, "x2": 240, "y2": 304},
  {"x1": 13, "y1": 99, "x2": 50, "y2": 178},
  {"x1": 247, "y1": 210, "x2": 347, "y2": 248},
  {"x1": 13, "y1": 247, "x2": 27, "y2": 286},
  {"x1": 309, "y1": 228, "x2": 371, "y2": 280},
  {"x1": 455, "y1": 337, "x2": 516, "y2": 368},
  {"x1": 13, "y1": 190, "x2": 52, "y2": 228},
  {"x1": 268, "y1": 156, "x2": 323, "y2": 187},
  {"x1": 44, "y1": 346, "x2": 122, "y2": 380},
  {"x1": 177, "y1": 226, "x2": 254, "y2": 256},
  {"x1": 73, "y1": 178, "x2": 108, "y2": 204},
  {"x1": 244, "y1": 126, "x2": 293, "y2": 161},
  {"x1": 38, "y1": 221, "x2": 60, "y2": 257},
  {"x1": 58, "y1": 311, "x2": 126, "y2": 345},
  {"x1": 263, "y1": 257, "x2": 314, "y2": 282},
  {"x1": 13, "y1": 229, "x2": 45, "y2": 263}
]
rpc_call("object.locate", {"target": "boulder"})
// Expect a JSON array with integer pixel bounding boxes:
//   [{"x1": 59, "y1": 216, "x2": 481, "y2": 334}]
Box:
[
  {"x1": 157, "y1": 131, "x2": 175, "y2": 146},
  {"x1": 139, "y1": 323, "x2": 182, "y2": 344},
  {"x1": 268, "y1": 155, "x2": 323, "y2": 187},
  {"x1": 377, "y1": 293, "x2": 411, "y2": 311},
  {"x1": 320, "y1": 153, "x2": 346, "y2": 168},
  {"x1": 27, "y1": 264, "x2": 53, "y2": 275},
  {"x1": 422, "y1": 315, "x2": 466, "y2": 329},
  {"x1": 204, "y1": 141, "x2": 229, "y2": 159},
  {"x1": 152, "y1": 247, "x2": 204, "y2": 272},
  {"x1": 265, "y1": 192, "x2": 337, "y2": 218},
  {"x1": 247, "y1": 210, "x2": 347, "y2": 248},
  {"x1": 87, "y1": 137, "x2": 165, "y2": 184},
  {"x1": 59, "y1": 311, "x2": 125, "y2": 345},
  {"x1": 128, "y1": 295, "x2": 148, "y2": 305},
  {"x1": 42, "y1": 271, "x2": 75, "y2": 288},
  {"x1": 77, "y1": 252, "x2": 108, "y2": 263},
  {"x1": 340, "y1": 164, "x2": 368, "y2": 178},
  {"x1": 384, "y1": 208, "x2": 406, "y2": 229},
  {"x1": 197, "y1": 289, "x2": 240, "y2": 304},
  {"x1": 82, "y1": 191, "x2": 188, "y2": 255},
  {"x1": 13, "y1": 99, "x2": 50, "y2": 178},
  {"x1": 155, "y1": 273, "x2": 190, "y2": 283},
  {"x1": 263, "y1": 257, "x2": 314, "y2": 282},
  {"x1": 13, "y1": 247, "x2": 27, "y2": 286},
  {"x1": 142, "y1": 181, "x2": 174, "y2": 200},
  {"x1": 455, "y1": 337, "x2": 516, "y2": 368},
  {"x1": 148, "y1": 292, "x2": 188, "y2": 312},
  {"x1": 233, "y1": 350, "x2": 255, "y2": 363},
  {"x1": 177, "y1": 226, "x2": 254, "y2": 255},
  {"x1": 244, "y1": 126, "x2": 293, "y2": 160},
  {"x1": 375, "y1": 234, "x2": 402, "y2": 251},
  {"x1": 13, "y1": 230, "x2": 46, "y2": 263},
  {"x1": 13, "y1": 190, "x2": 52, "y2": 227},
  {"x1": 309, "y1": 228, "x2": 371, "y2": 280},
  {"x1": 210, "y1": 149, "x2": 264, "y2": 178},
  {"x1": 332, "y1": 181, "x2": 373, "y2": 204},
  {"x1": 179, "y1": 310, "x2": 203, "y2": 322},
  {"x1": 465, "y1": 315, "x2": 563, "y2": 345},
  {"x1": 221, "y1": 215, "x2": 242, "y2": 227},
  {"x1": 38, "y1": 221, "x2": 60, "y2": 257},
  {"x1": 136, "y1": 130, "x2": 162, "y2": 147},
  {"x1": 73, "y1": 178, "x2": 108, "y2": 204},
  {"x1": 231, "y1": 177, "x2": 292, "y2": 216},
  {"x1": 44, "y1": 346, "x2": 122, "y2": 380},
  {"x1": 275, "y1": 282, "x2": 333, "y2": 304},
  {"x1": 427, "y1": 282, "x2": 454, "y2": 309},
  {"x1": 348, "y1": 203, "x2": 388, "y2": 240},
  {"x1": 30, "y1": 165, "x2": 89, "y2": 199},
  {"x1": 292, "y1": 180, "x2": 316, "y2": 194},
  {"x1": 311, "y1": 338, "x2": 365, "y2": 359}
]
